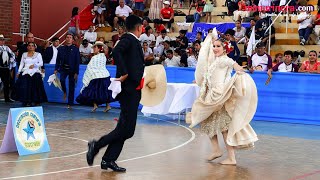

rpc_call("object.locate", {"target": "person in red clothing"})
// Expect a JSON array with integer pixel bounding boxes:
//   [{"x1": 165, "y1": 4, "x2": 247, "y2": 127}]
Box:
[
  {"x1": 160, "y1": 1, "x2": 174, "y2": 32},
  {"x1": 153, "y1": 19, "x2": 166, "y2": 35}
]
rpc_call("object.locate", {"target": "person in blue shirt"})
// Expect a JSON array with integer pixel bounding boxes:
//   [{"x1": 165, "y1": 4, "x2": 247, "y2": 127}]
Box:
[{"x1": 54, "y1": 33, "x2": 80, "y2": 109}]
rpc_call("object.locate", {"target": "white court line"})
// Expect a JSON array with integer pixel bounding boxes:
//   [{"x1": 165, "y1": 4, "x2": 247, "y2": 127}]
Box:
[
  {"x1": 47, "y1": 131, "x2": 79, "y2": 136},
  {"x1": 0, "y1": 117, "x2": 196, "y2": 180},
  {"x1": 46, "y1": 128, "x2": 73, "y2": 132},
  {"x1": 0, "y1": 134, "x2": 88, "y2": 164}
]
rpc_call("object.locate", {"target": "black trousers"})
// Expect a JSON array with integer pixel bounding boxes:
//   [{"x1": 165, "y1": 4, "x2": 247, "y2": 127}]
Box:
[
  {"x1": 0, "y1": 68, "x2": 10, "y2": 101},
  {"x1": 60, "y1": 71, "x2": 76, "y2": 105},
  {"x1": 95, "y1": 89, "x2": 141, "y2": 162}
]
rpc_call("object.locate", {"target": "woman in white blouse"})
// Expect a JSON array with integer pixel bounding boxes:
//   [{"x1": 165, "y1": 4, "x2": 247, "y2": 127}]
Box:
[{"x1": 13, "y1": 42, "x2": 47, "y2": 106}]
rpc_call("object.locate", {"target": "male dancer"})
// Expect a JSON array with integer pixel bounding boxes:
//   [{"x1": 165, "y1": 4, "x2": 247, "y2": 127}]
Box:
[{"x1": 86, "y1": 15, "x2": 145, "y2": 172}]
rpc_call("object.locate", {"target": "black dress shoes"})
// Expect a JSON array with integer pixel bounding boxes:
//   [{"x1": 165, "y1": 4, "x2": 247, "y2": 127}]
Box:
[
  {"x1": 101, "y1": 160, "x2": 126, "y2": 172},
  {"x1": 5, "y1": 99, "x2": 14, "y2": 103},
  {"x1": 86, "y1": 140, "x2": 98, "y2": 166}
]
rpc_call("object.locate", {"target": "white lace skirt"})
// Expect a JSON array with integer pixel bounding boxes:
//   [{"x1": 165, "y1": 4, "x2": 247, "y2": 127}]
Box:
[{"x1": 200, "y1": 106, "x2": 232, "y2": 138}]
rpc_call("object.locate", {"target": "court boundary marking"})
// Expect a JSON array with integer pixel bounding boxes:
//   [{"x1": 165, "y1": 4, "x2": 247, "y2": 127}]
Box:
[{"x1": 0, "y1": 108, "x2": 196, "y2": 179}]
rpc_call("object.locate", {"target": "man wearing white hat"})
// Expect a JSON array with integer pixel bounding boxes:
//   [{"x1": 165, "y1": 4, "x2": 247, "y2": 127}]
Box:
[{"x1": 0, "y1": 34, "x2": 15, "y2": 102}]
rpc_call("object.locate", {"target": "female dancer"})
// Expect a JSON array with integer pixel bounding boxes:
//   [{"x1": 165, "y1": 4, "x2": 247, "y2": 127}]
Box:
[
  {"x1": 187, "y1": 31, "x2": 258, "y2": 165},
  {"x1": 76, "y1": 41, "x2": 113, "y2": 112}
]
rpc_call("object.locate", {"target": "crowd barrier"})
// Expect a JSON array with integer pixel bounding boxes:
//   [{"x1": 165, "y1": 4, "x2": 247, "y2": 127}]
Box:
[{"x1": 43, "y1": 65, "x2": 320, "y2": 125}]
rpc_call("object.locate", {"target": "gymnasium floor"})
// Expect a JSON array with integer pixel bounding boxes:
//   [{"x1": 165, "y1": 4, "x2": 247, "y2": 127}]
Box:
[{"x1": 0, "y1": 102, "x2": 320, "y2": 180}]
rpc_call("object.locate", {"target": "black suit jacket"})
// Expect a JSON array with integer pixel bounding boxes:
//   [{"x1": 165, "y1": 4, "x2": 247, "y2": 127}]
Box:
[
  {"x1": 113, "y1": 33, "x2": 145, "y2": 92},
  {"x1": 42, "y1": 46, "x2": 53, "y2": 64},
  {"x1": 55, "y1": 45, "x2": 80, "y2": 74}
]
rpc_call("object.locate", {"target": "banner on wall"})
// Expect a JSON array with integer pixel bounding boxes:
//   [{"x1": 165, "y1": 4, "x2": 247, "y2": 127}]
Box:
[
  {"x1": 187, "y1": 22, "x2": 251, "y2": 42},
  {"x1": 0, "y1": 107, "x2": 50, "y2": 156}
]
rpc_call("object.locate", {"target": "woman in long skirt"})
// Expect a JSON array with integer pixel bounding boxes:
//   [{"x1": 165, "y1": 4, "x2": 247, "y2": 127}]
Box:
[
  {"x1": 13, "y1": 42, "x2": 47, "y2": 106},
  {"x1": 148, "y1": 0, "x2": 163, "y2": 20},
  {"x1": 76, "y1": 41, "x2": 114, "y2": 112}
]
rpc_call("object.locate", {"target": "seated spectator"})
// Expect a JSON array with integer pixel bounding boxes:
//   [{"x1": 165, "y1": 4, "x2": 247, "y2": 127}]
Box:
[
  {"x1": 248, "y1": 42, "x2": 272, "y2": 77},
  {"x1": 163, "y1": 50, "x2": 180, "y2": 67},
  {"x1": 158, "y1": 40, "x2": 173, "y2": 62},
  {"x1": 156, "y1": 29, "x2": 171, "y2": 47},
  {"x1": 313, "y1": 9, "x2": 320, "y2": 45},
  {"x1": 139, "y1": 26, "x2": 156, "y2": 47},
  {"x1": 79, "y1": 39, "x2": 93, "y2": 64},
  {"x1": 225, "y1": 0, "x2": 238, "y2": 16},
  {"x1": 297, "y1": 10, "x2": 313, "y2": 45},
  {"x1": 84, "y1": 26, "x2": 98, "y2": 44},
  {"x1": 299, "y1": 50, "x2": 320, "y2": 73},
  {"x1": 273, "y1": 51, "x2": 299, "y2": 72},
  {"x1": 93, "y1": 0, "x2": 106, "y2": 27},
  {"x1": 42, "y1": 37, "x2": 60, "y2": 64},
  {"x1": 114, "y1": 0, "x2": 133, "y2": 31},
  {"x1": 160, "y1": 1, "x2": 174, "y2": 32},
  {"x1": 176, "y1": 30, "x2": 189, "y2": 50},
  {"x1": 187, "y1": 47, "x2": 197, "y2": 67},
  {"x1": 233, "y1": 0, "x2": 249, "y2": 21},
  {"x1": 195, "y1": 32, "x2": 203, "y2": 42},
  {"x1": 142, "y1": 19, "x2": 149, "y2": 33},
  {"x1": 111, "y1": 26, "x2": 125, "y2": 47},
  {"x1": 193, "y1": 40, "x2": 201, "y2": 60},
  {"x1": 134, "y1": 0, "x2": 145, "y2": 17},
  {"x1": 104, "y1": 45, "x2": 113, "y2": 65},
  {"x1": 193, "y1": 0, "x2": 205, "y2": 23},
  {"x1": 292, "y1": 51, "x2": 302, "y2": 67},
  {"x1": 153, "y1": 19, "x2": 166, "y2": 35},
  {"x1": 233, "y1": 20, "x2": 246, "y2": 43},
  {"x1": 142, "y1": 41, "x2": 154, "y2": 66},
  {"x1": 272, "y1": 53, "x2": 283, "y2": 67}
]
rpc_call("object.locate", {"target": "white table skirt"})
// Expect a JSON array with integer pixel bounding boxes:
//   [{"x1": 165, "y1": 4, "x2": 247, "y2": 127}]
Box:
[{"x1": 141, "y1": 83, "x2": 200, "y2": 116}]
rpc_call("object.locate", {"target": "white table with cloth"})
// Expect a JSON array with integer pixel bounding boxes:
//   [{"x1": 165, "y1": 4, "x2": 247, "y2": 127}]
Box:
[{"x1": 141, "y1": 83, "x2": 200, "y2": 123}]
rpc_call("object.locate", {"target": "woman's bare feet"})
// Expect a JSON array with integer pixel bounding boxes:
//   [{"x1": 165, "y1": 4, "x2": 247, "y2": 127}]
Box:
[
  {"x1": 219, "y1": 158, "x2": 236, "y2": 165},
  {"x1": 207, "y1": 152, "x2": 223, "y2": 161},
  {"x1": 103, "y1": 105, "x2": 111, "y2": 112},
  {"x1": 91, "y1": 104, "x2": 98, "y2": 113}
]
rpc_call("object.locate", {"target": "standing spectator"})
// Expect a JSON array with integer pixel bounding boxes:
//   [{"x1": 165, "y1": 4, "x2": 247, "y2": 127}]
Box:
[
  {"x1": 94, "y1": 0, "x2": 106, "y2": 27},
  {"x1": 42, "y1": 37, "x2": 60, "y2": 64},
  {"x1": 139, "y1": 26, "x2": 156, "y2": 47},
  {"x1": 76, "y1": 41, "x2": 114, "y2": 113},
  {"x1": 0, "y1": 34, "x2": 15, "y2": 103},
  {"x1": 297, "y1": 10, "x2": 313, "y2": 45},
  {"x1": 160, "y1": 1, "x2": 174, "y2": 32},
  {"x1": 79, "y1": 39, "x2": 93, "y2": 64},
  {"x1": 54, "y1": 33, "x2": 80, "y2": 109},
  {"x1": 299, "y1": 50, "x2": 320, "y2": 73},
  {"x1": 114, "y1": 0, "x2": 133, "y2": 31},
  {"x1": 149, "y1": 0, "x2": 163, "y2": 20},
  {"x1": 69, "y1": 7, "x2": 80, "y2": 38},
  {"x1": 13, "y1": 42, "x2": 47, "y2": 106},
  {"x1": 84, "y1": 26, "x2": 98, "y2": 44},
  {"x1": 248, "y1": 42, "x2": 273, "y2": 79},
  {"x1": 203, "y1": 0, "x2": 214, "y2": 23},
  {"x1": 273, "y1": 51, "x2": 298, "y2": 72}
]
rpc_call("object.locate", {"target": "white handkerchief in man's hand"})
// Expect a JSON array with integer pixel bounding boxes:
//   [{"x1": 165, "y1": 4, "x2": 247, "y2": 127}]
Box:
[{"x1": 108, "y1": 78, "x2": 122, "y2": 99}]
